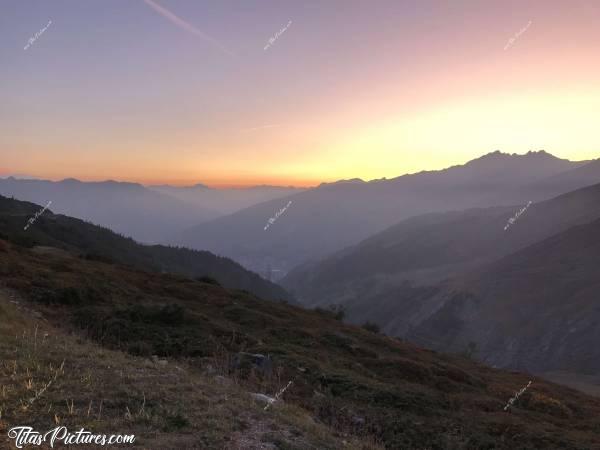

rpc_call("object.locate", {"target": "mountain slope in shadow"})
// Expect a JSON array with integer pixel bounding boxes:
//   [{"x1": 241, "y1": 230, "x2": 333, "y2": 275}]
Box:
[
  {"x1": 407, "y1": 216, "x2": 600, "y2": 375},
  {"x1": 282, "y1": 181, "x2": 600, "y2": 308}
]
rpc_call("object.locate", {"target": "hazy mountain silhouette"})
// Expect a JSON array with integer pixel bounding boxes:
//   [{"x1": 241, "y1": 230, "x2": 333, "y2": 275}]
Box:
[
  {"x1": 175, "y1": 151, "x2": 595, "y2": 276},
  {"x1": 282, "y1": 182, "x2": 600, "y2": 308},
  {"x1": 150, "y1": 183, "x2": 304, "y2": 215},
  {"x1": 0, "y1": 177, "x2": 222, "y2": 243}
]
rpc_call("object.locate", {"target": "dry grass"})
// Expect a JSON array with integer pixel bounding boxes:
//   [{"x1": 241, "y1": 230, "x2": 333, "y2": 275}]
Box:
[{"x1": 0, "y1": 296, "x2": 380, "y2": 449}]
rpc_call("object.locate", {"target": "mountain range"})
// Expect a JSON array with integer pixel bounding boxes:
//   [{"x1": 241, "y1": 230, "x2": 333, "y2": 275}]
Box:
[
  {"x1": 149, "y1": 183, "x2": 304, "y2": 215},
  {"x1": 283, "y1": 181, "x2": 600, "y2": 305},
  {"x1": 282, "y1": 181, "x2": 600, "y2": 378},
  {"x1": 175, "y1": 151, "x2": 599, "y2": 277},
  {"x1": 0, "y1": 177, "x2": 300, "y2": 244}
]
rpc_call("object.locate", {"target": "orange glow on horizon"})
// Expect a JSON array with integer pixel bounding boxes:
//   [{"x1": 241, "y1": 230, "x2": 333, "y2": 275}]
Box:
[{"x1": 3, "y1": 1, "x2": 600, "y2": 186}]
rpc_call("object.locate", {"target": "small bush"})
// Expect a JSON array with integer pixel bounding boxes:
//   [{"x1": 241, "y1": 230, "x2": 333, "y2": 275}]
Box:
[
  {"x1": 362, "y1": 321, "x2": 380, "y2": 333},
  {"x1": 314, "y1": 304, "x2": 346, "y2": 321},
  {"x1": 11, "y1": 233, "x2": 38, "y2": 248},
  {"x1": 57, "y1": 287, "x2": 83, "y2": 305},
  {"x1": 196, "y1": 275, "x2": 222, "y2": 286},
  {"x1": 461, "y1": 341, "x2": 478, "y2": 360},
  {"x1": 525, "y1": 393, "x2": 572, "y2": 417},
  {"x1": 159, "y1": 304, "x2": 185, "y2": 325},
  {"x1": 83, "y1": 252, "x2": 115, "y2": 264},
  {"x1": 328, "y1": 304, "x2": 346, "y2": 321},
  {"x1": 127, "y1": 341, "x2": 154, "y2": 357},
  {"x1": 31, "y1": 287, "x2": 85, "y2": 305},
  {"x1": 163, "y1": 413, "x2": 190, "y2": 431}
]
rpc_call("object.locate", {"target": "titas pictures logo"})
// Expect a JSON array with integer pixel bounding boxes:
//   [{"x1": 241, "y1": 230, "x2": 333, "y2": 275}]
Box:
[{"x1": 8, "y1": 426, "x2": 135, "y2": 448}]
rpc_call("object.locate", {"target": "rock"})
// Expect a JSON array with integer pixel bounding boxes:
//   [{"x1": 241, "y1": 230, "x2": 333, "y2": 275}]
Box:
[
  {"x1": 204, "y1": 363, "x2": 216, "y2": 375},
  {"x1": 214, "y1": 375, "x2": 231, "y2": 386},
  {"x1": 352, "y1": 416, "x2": 365, "y2": 426},
  {"x1": 250, "y1": 393, "x2": 276, "y2": 405},
  {"x1": 313, "y1": 390, "x2": 325, "y2": 399},
  {"x1": 231, "y1": 352, "x2": 273, "y2": 375},
  {"x1": 151, "y1": 355, "x2": 167, "y2": 366}
]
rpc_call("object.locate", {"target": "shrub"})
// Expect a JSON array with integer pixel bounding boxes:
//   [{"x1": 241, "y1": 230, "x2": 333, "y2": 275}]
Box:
[
  {"x1": 362, "y1": 321, "x2": 380, "y2": 333},
  {"x1": 159, "y1": 304, "x2": 185, "y2": 325},
  {"x1": 163, "y1": 412, "x2": 189, "y2": 431},
  {"x1": 56, "y1": 287, "x2": 83, "y2": 305},
  {"x1": 31, "y1": 287, "x2": 85, "y2": 305},
  {"x1": 83, "y1": 252, "x2": 115, "y2": 264},
  {"x1": 328, "y1": 304, "x2": 346, "y2": 321},
  {"x1": 127, "y1": 341, "x2": 154, "y2": 357},
  {"x1": 196, "y1": 275, "x2": 222, "y2": 286},
  {"x1": 314, "y1": 304, "x2": 346, "y2": 321},
  {"x1": 11, "y1": 233, "x2": 38, "y2": 248},
  {"x1": 461, "y1": 341, "x2": 478, "y2": 360}
]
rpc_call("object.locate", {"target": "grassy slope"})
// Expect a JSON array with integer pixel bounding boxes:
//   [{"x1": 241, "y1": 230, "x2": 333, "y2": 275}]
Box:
[
  {"x1": 1, "y1": 240, "x2": 600, "y2": 449},
  {"x1": 0, "y1": 289, "x2": 376, "y2": 450}
]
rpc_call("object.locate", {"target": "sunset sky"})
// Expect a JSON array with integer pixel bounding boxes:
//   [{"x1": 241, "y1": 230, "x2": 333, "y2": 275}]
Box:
[{"x1": 2, "y1": 0, "x2": 600, "y2": 187}]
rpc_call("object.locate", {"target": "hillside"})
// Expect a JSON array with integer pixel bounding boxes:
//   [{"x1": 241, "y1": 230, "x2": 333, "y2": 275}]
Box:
[
  {"x1": 0, "y1": 289, "x2": 374, "y2": 450},
  {"x1": 175, "y1": 151, "x2": 596, "y2": 277},
  {"x1": 0, "y1": 195, "x2": 290, "y2": 302},
  {"x1": 405, "y1": 216, "x2": 600, "y2": 375},
  {"x1": 282, "y1": 182, "x2": 600, "y2": 309},
  {"x1": 2, "y1": 238, "x2": 600, "y2": 448}
]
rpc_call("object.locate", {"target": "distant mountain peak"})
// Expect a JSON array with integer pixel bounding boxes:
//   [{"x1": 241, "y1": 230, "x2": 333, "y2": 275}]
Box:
[
  {"x1": 61, "y1": 177, "x2": 82, "y2": 184},
  {"x1": 148, "y1": 183, "x2": 210, "y2": 190},
  {"x1": 479, "y1": 149, "x2": 557, "y2": 159},
  {"x1": 525, "y1": 149, "x2": 558, "y2": 158},
  {"x1": 0, "y1": 173, "x2": 40, "y2": 180},
  {"x1": 467, "y1": 150, "x2": 572, "y2": 168},
  {"x1": 318, "y1": 178, "x2": 365, "y2": 188}
]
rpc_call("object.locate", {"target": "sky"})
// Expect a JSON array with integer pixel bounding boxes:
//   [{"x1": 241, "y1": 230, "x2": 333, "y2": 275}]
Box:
[{"x1": 1, "y1": 0, "x2": 600, "y2": 187}]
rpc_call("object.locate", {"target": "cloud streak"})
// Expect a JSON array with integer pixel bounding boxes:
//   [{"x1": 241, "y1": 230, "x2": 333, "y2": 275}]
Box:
[{"x1": 143, "y1": 0, "x2": 235, "y2": 57}]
